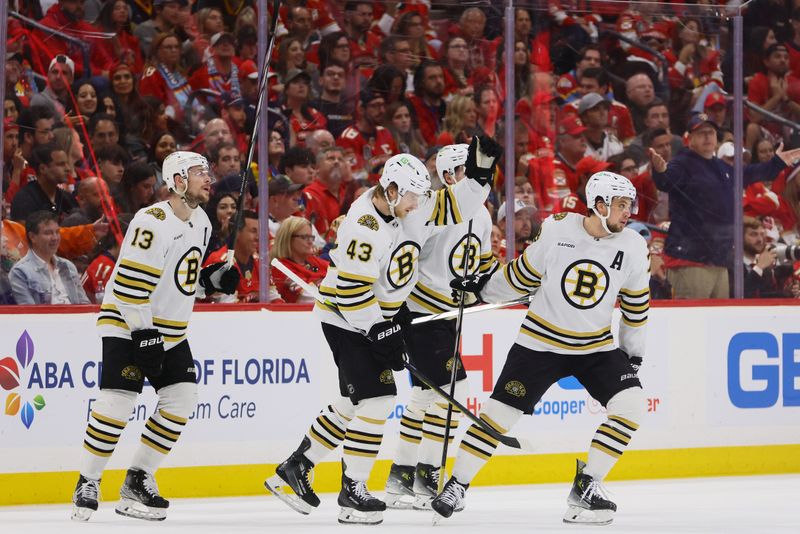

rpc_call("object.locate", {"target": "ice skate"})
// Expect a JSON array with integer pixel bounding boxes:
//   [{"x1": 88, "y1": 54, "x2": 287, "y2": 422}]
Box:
[
  {"x1": 264, "y1": 437, "x2": 320, "y2": 515},
  {"x1": 337, "y1": 471, "x2": 386, "y2": 525},
  {"x1": 384, "y1": 463, "x2": 416, "y2": 509},
  {"x1": 115, "y1": 468, "x2": 168, "y2": 521},
  {"x1": 411, "y1": 462, "x2": 439, "y2": 510},
  {"x1": 431, "y1": 476, "x2": 468, "y2": 524},
  {"x1": 563, "y1": 459, "x2": 616, "y2": 525},
  {"x1": 70, "y1": 475, "x2": 100, "y2": 521}
]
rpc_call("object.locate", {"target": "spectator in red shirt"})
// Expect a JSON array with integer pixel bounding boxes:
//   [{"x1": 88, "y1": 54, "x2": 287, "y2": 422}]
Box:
[
  {"x1": 271, "y1": 216, "x2": 329, "y2": 303},
  {"x1": 2, "y1": 119, "x2": 26, "y2": 205},
  {"x1": 35, "y1": 0, "x2": 114, "y2": 78},
  {"x1": 81, "y1": 214, "x2": 131, "y2": 304},
  {"x1": 562, "y1": 68, "x2": 636, "y2": 144},
  {"x1": 408, "y1": 60, "x2": 447, "y2": 146},
  {"x1": 139, "y1": 33, "x2": 192, "y2": 121},
  {"x1": 556, "y1": 45, "x2": 603, "y2": 103},
  {"x1": 747, "y1": 44, "x2": 800, "y2": 147},
  {"x1": 304, "y1": 146, "x2": 348, "y2": 236},
  {"x1": 441, "y1": 36, "x2": 472, "y2": 98},
  {"x1": 189, "y1": 32, "x2": 243, "y2": 101},
  {"x1": 204, "y1": 210, "x2": 266, "y2": 303},
  {"x1": 452, "y1": 7, "x2": 495, "y2": 72},
  {"x1": 343, "y1": 1, "x2": 381, "y2": 71},
  {"x1": 475, "y1": 84, "x2": 501, "y2": 140},
  {"x1": 94, "y1": 0, "x2": 145, "y2": 73},
  {"x1": 280, "y1": 69, "x2": 328, "y2": 147},
  {"x1": 337, "y1": 88, "x2": 398, "y2": 182}
]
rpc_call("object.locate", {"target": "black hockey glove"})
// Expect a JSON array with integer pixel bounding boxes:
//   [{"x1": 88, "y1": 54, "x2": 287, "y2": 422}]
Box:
[
  {"x1": 620, "y1": 350, "x2": 643, "y2": 374},
  {"x1": 450, "y1": 273, "x2": 490, "y2": 301},
  {"x1": 131, "y1": 328, "x2": 165, "y2": 378},
  {"x1": 200, "y1": 262, "x2": 240, "y2": 295},
  {"x1": 392, "y1": 302, "x2": 413, "y2": 330},
  {"x1": 367, "y1": 320, "x2": 407, "y2": 371},
  {"x1": 464, "y1": 135, "x2": 503, "y2": 186}
]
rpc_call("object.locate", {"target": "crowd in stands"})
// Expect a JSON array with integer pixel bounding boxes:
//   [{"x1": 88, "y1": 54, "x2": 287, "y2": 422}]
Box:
[{"x1": 3, "y1": 0, "x2": 800, "y2": 305}]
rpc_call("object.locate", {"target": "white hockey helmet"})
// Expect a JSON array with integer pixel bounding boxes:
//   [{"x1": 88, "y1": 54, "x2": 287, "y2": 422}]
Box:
[
  {"x1": 379, "y1": 153, "x2": 431, "y2": 197},
  {"x1": 435, "y1": 144, "x2": 469, "y2": 183},
  {"x1": 162, "y1": 151, "x2": 213, "y2": 194},
  {"x1": 585, "y1": 171, "x2": 638, "y2": 214}
]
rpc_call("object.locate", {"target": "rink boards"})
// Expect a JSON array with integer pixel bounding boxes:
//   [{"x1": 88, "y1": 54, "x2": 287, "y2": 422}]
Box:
[{"x1": 0, "y1": 303, "x2": 799, "y2": 505}]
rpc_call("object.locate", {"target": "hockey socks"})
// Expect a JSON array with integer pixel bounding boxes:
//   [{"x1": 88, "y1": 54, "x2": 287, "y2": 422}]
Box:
[
  {"x1": 306, "y1": 400, "x2": 353, "y2": 465},
  {"x1": 79, "y1": 389, "x2": 136, "y2": 480},
  {"x1": 418, "y1": 401, "x2": 461, "y2": 466},
  {"x1": 585, "y1": 387, "x2": 643, "y2": 481},
  {"x1": 342, "y1": 396, "x2": 393, "y2": 481}
]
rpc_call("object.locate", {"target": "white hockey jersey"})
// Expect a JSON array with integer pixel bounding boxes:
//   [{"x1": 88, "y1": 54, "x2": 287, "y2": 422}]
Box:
[
  {"x1": 316, "y1": 178, "x2": 489, "y2": 333},
  {"x1": 481, "y1": 212, "x2": 650, "y2": 357},
  {"x1": 409, "y1": 207, "x2": 499, "y2": 314},
  {"x1": 96, "y1": 201, "x2": 212, "y2": 349}
]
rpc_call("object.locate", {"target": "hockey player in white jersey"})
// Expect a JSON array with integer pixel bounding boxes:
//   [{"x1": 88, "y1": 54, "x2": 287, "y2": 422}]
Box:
[
  {"x1": 71, "y1": 152, "x2": 239, "y2": 522},
  {"x1": 432, "y1": 171, "x2": 650, "y2": 525},
  {"x1": 384, "y1": 144, "x2": 499, "y2": 510},
  {"x1": 264, "y1": 136, "x2": 502, "y2": 525}
]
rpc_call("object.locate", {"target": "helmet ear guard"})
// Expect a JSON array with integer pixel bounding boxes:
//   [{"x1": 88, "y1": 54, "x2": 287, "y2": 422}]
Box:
[
  {"x1": 435, "y1": 144, "x2": 469, "y2": 184},
  {"x1": 379, "y1": 154, "x2": 431, "y2": 217}
]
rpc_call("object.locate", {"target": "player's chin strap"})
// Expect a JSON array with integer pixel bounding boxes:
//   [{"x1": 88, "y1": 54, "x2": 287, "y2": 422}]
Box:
[
  {"x1": 173, "y1": 179, "x2": 200, "y2": 209},
  {"x1": 384, "y1": 190, "x2": 399, "y2": 218},
  {"x1": 591, "y1": 204, "x2": 614, "y2": 236}
]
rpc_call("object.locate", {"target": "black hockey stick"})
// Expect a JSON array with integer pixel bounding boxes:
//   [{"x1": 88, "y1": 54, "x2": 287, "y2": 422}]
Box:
[
  {"x1": 437, "y1": 219, "x2": 473, "y2": 492},
  {"x1": 270, "y1": 258, "x2": 535, "y2": 451},
  {"x1": 227, "y1": 0, "x2": 282, "y2": 266}
]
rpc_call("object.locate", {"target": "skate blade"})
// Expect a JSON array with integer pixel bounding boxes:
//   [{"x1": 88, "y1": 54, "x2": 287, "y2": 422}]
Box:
[
  {"x1": 412, "y1": 494, "x2": 433, "y2": 510},
  {"x1": 432, "y1": 511, "x2": 446, "y2": 525},
  {"x1": 70, "y1": 506, "x2": 95, "y2": 522},
  {"x1": 115, "y1": 498, "x2": 167, "y2": 521},
  {"x1": 563, "y1": 505, "x2": 614, "y2": 526},
  {"x1": 338, "y1": 507, "x2": 383, "y2": 525},
  {"x1": 384, "y1": 492, "x2": 416, "y2": 509},
  {"x1": 264, "y1": 475, "x2": 313, "y2": 515}
]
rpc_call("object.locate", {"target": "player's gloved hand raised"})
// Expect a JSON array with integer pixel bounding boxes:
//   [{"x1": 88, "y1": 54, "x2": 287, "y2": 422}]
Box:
[
  {"x1": 367, "y1": 320, "x2": 407, "y2": 371},
  {"x1": 465, "y1": 135, "x2": 502, "y2": 186},
  {"x1": 131, "y1": 329, "x2": 165, "y2": 378},
  {"x1": 450, "y1": 273, "x2": 490, "y2": 300},
  {"x1": 200, "y1": 262, "x2": 240, "y2": 295}
]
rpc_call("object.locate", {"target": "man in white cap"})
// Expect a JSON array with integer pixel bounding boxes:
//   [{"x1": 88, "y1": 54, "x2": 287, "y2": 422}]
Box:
[
  {"x1": 189, "y1": 32, "x2": 241, "y2": 100},
  {"x1": 578, "y1": 92, "x2": 623, "y2": 162},
  {"x1": 497, "y1": 198, "x2": 536, "y2": 258},
  {"x1": 30, "y1": 55, "x2": 75, "y2": 117}
]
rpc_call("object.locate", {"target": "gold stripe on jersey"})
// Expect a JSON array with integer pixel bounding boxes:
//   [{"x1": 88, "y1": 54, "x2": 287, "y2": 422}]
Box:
[
  {"x1": 479, "y1": 254, "x2": 500, "y2": 274},
  {"x1": 119, "y1": 259, "x2": 162, "y2": 278},
  {"x1": 527, "y1": 312, "x2": 612, "y2": 339},
  {"x1": 408, "y1": 291, "x2": 448, "y2": 314},
  {"x1": 520, "y1": 318, "x2": 614, "y2": 351},
  {"x1": 619, "y1": 287, "x2": 649, "y2": 299},
  {"x1": 112, "y1": 290, "x2": 150, "y2": 305},
  {"x1": 335, "y1": 271, "x2": 377, "y2": 311},
  {"x1": 619, "y1": 300, "x2": 649, "y2": 313},
  {"x1": 502, "y1": 258, "x2": 541, "y2": 294},
  {"x1": 430, "y1": 187, "x2": 463, "y2": 226},
  {"x1": 337, "y1": 271, "x2": 377, "y2": 284},
  {"x1": 97, "y1": 317, "x2": 129, "y2": 329},
  {"x1": 621, "y1": 316, "x2": 647, "y2": 328},
  {"x1": 153, "y1": 317, "x2": 187, "y2": 342},
  {"x1": 415, "y1": 281, "x2": 455, "y2": 308},
  {"x1": 319, "y1": 285, "x2": 337, "y2": 298},
  {"x1": 337, "y1": 294, "x2": 377, "y2": 311},
  {"x1": 153, "y1": 317, "x2": 188, "y2": 329},
  {"x1": 114, "y1": 272, "x2": 157, "y2": 292}
]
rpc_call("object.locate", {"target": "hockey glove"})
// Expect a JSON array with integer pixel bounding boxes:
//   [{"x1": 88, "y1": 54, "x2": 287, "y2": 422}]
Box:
[
  {"x1": 200, "y1": 262, "x2": 240, "y2": 295},
  {"x1": 450, "y1": 273, "x2": 490, "y2": 301},
  {"x1": 367, "y1": 320, "x2": 407, "y2": 371},
  {"x1": 392, "y1": 302, "x2": 413, "y2": 330},
  {"x1": 464, "y1": 135, "x2": 503, "y2": 186},
  {"x1": 628, "y1": 356, "x2": 643, "y2": 374},
  {"x1": 131, "y1": 329, "x2": 165, "y2": 378}
]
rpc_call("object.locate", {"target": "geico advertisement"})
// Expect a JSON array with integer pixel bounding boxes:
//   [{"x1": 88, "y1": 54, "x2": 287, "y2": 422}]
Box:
[
  {"x1": 708, "y1": 312, "x2": 800, "y2": 427},
  {"x1": 0, "y1": 312, "x2": 339, "y2": 471}
]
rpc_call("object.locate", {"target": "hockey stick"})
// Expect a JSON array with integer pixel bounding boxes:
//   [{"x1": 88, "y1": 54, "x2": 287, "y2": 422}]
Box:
[
  {"x1": 227, "y1": 0, "x2": 282, "y2": 267},
  {"x1": 270, "y1": 258, "x2": 535, "y2": 451},
  {"x1": 437, "y1": 220, "x2": 473, "y2": 493}
]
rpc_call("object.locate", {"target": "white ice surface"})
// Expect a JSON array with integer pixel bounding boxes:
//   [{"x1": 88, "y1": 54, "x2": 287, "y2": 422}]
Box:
[{"x1": 0, "y1": 474, "x2": 796, "y2": 534}]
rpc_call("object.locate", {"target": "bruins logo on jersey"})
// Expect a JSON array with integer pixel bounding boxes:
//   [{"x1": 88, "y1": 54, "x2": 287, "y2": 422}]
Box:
[
  {"x1": 504, "y1": 380, "x2": 527, "y2": 397},
  {"x1": 553, "y1": 212, "x2": 568, "y2": 221},
  {"x1": 561, "y1": 259, "x2": 609, "y2": 309},
  {"x1": 448, "y1": 233, "x2": 480, "y2": 278},
  {"x1": 379, "y1": 369, "x2": 395, "y2": 384},
  {"x1": 387, "y1": 240, "x2": 420, "y2": 289},
  {"x1": 357, "y1": 214, "x2": 379, "y2": 231},
  {"x1": 121, "y1": 365, "x2": 143, "y2": 381},
  {"x1": 146, "y1": 207, "x2": 166, "y2": 220},
  {"x1": 174, "y1": 246, "x2": 203, "y2": 296}
]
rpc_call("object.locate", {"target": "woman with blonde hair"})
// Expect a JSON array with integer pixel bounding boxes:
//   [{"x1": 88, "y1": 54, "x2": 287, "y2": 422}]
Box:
[
  {"x1": 435, "y1": 94, "x2": 478, "y2": 145},
  {"x1": 52, "y1": 126, "x2": 88, "y2": 187},
  {"x1": 271, "y1": 216, "x2": 329, "y2": 303}
]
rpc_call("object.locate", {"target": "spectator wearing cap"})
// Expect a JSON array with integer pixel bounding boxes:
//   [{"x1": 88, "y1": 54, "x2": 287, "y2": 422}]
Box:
[
  {"x1": 35, "y1": 0, "x2": 114, "y2": 78},
  {"x1": 30, "y1": 55, "x2": 75, "y2": 118},
  {"x1": 3, "y1": 119, "x2": 25, "y2": 205},
  {"x1": 209, "y1": 141, "x2": 242, "y2": 182},
  {"x1": 553, "y1": 156, "x2": 609, "y2": 216},
  {"x1": 303, "y1": 146, "x2": 349, "y2": 236},
  {"x1": 310, "y1": 62, "x2": 354, "y2": 138},
  {"x1": 269, "y1": 174, "x2": 305, "y2": 237},
  {"x1": 562, "y1": 67, "x2": 636, "y2": 144},
  {"x1": 238, "y1": 59, "x2": 260, "y2": 106},
  {"x1": 627, "y1": 99, "x2": 685, "y2": 164},
  {"x1": 220, "y1": 96, "x2": 250, "y2": 156},
  {"x1": 650, "y1": 113, "x2": 800, "y2": 298},
  {"x1": 337, "y1": 89, "x2": 397, "y2": 182},
  {"x1": 408, "y1": 60, "x2": 447, "y2": 146},
  {"x1": 704, "y1": 92, "x2": 728, "y2": 129},
  {"x1": 134, "y1": 0, "x2": 186, "y2": 57},
  {"x1": 497, "y1": 198, "x2": 536, "y2": 258},
  {"x1": 578, "y1": 93, "x2": 623, "y2": 162},
  {"x1": 625, "y1": 73, "x2": 657, "y2": 133},
  {"x1": 11, "y1": 143, "x2": 77, "y2": 223},
  {"x1": 271, "y1": 216, "x2": 329, "y2": 303},
  {"x1": 280, "y1": 69, "x2": 328, "y2": 147},
  {"x1": 556, "y1": 45, "x2": 603, "y2": 103},
  {"x1": 528, "y1": 115, "x2": 588, "y2": 215},
  {"x1": 9, "y1": 211, "x2": 90, "y2": 305},
  {"x1": 189, "y1": 32, "x2": 243, "y2": 100},
  {"x1": 280, "y1": 146, "x2": 316, "y2": 186},
  {"x1": 343, "y1": 1, "x2": 381, "y2": 71},
  {"x1": 139, "y1": 33, "x2": 192, "y2": 121},
  {"x1": 746, "y1": 43, "x2": 800, "y2": 147},
  {"x1": 94, "y1": 0, "x2": 145, "y2": 72}
]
